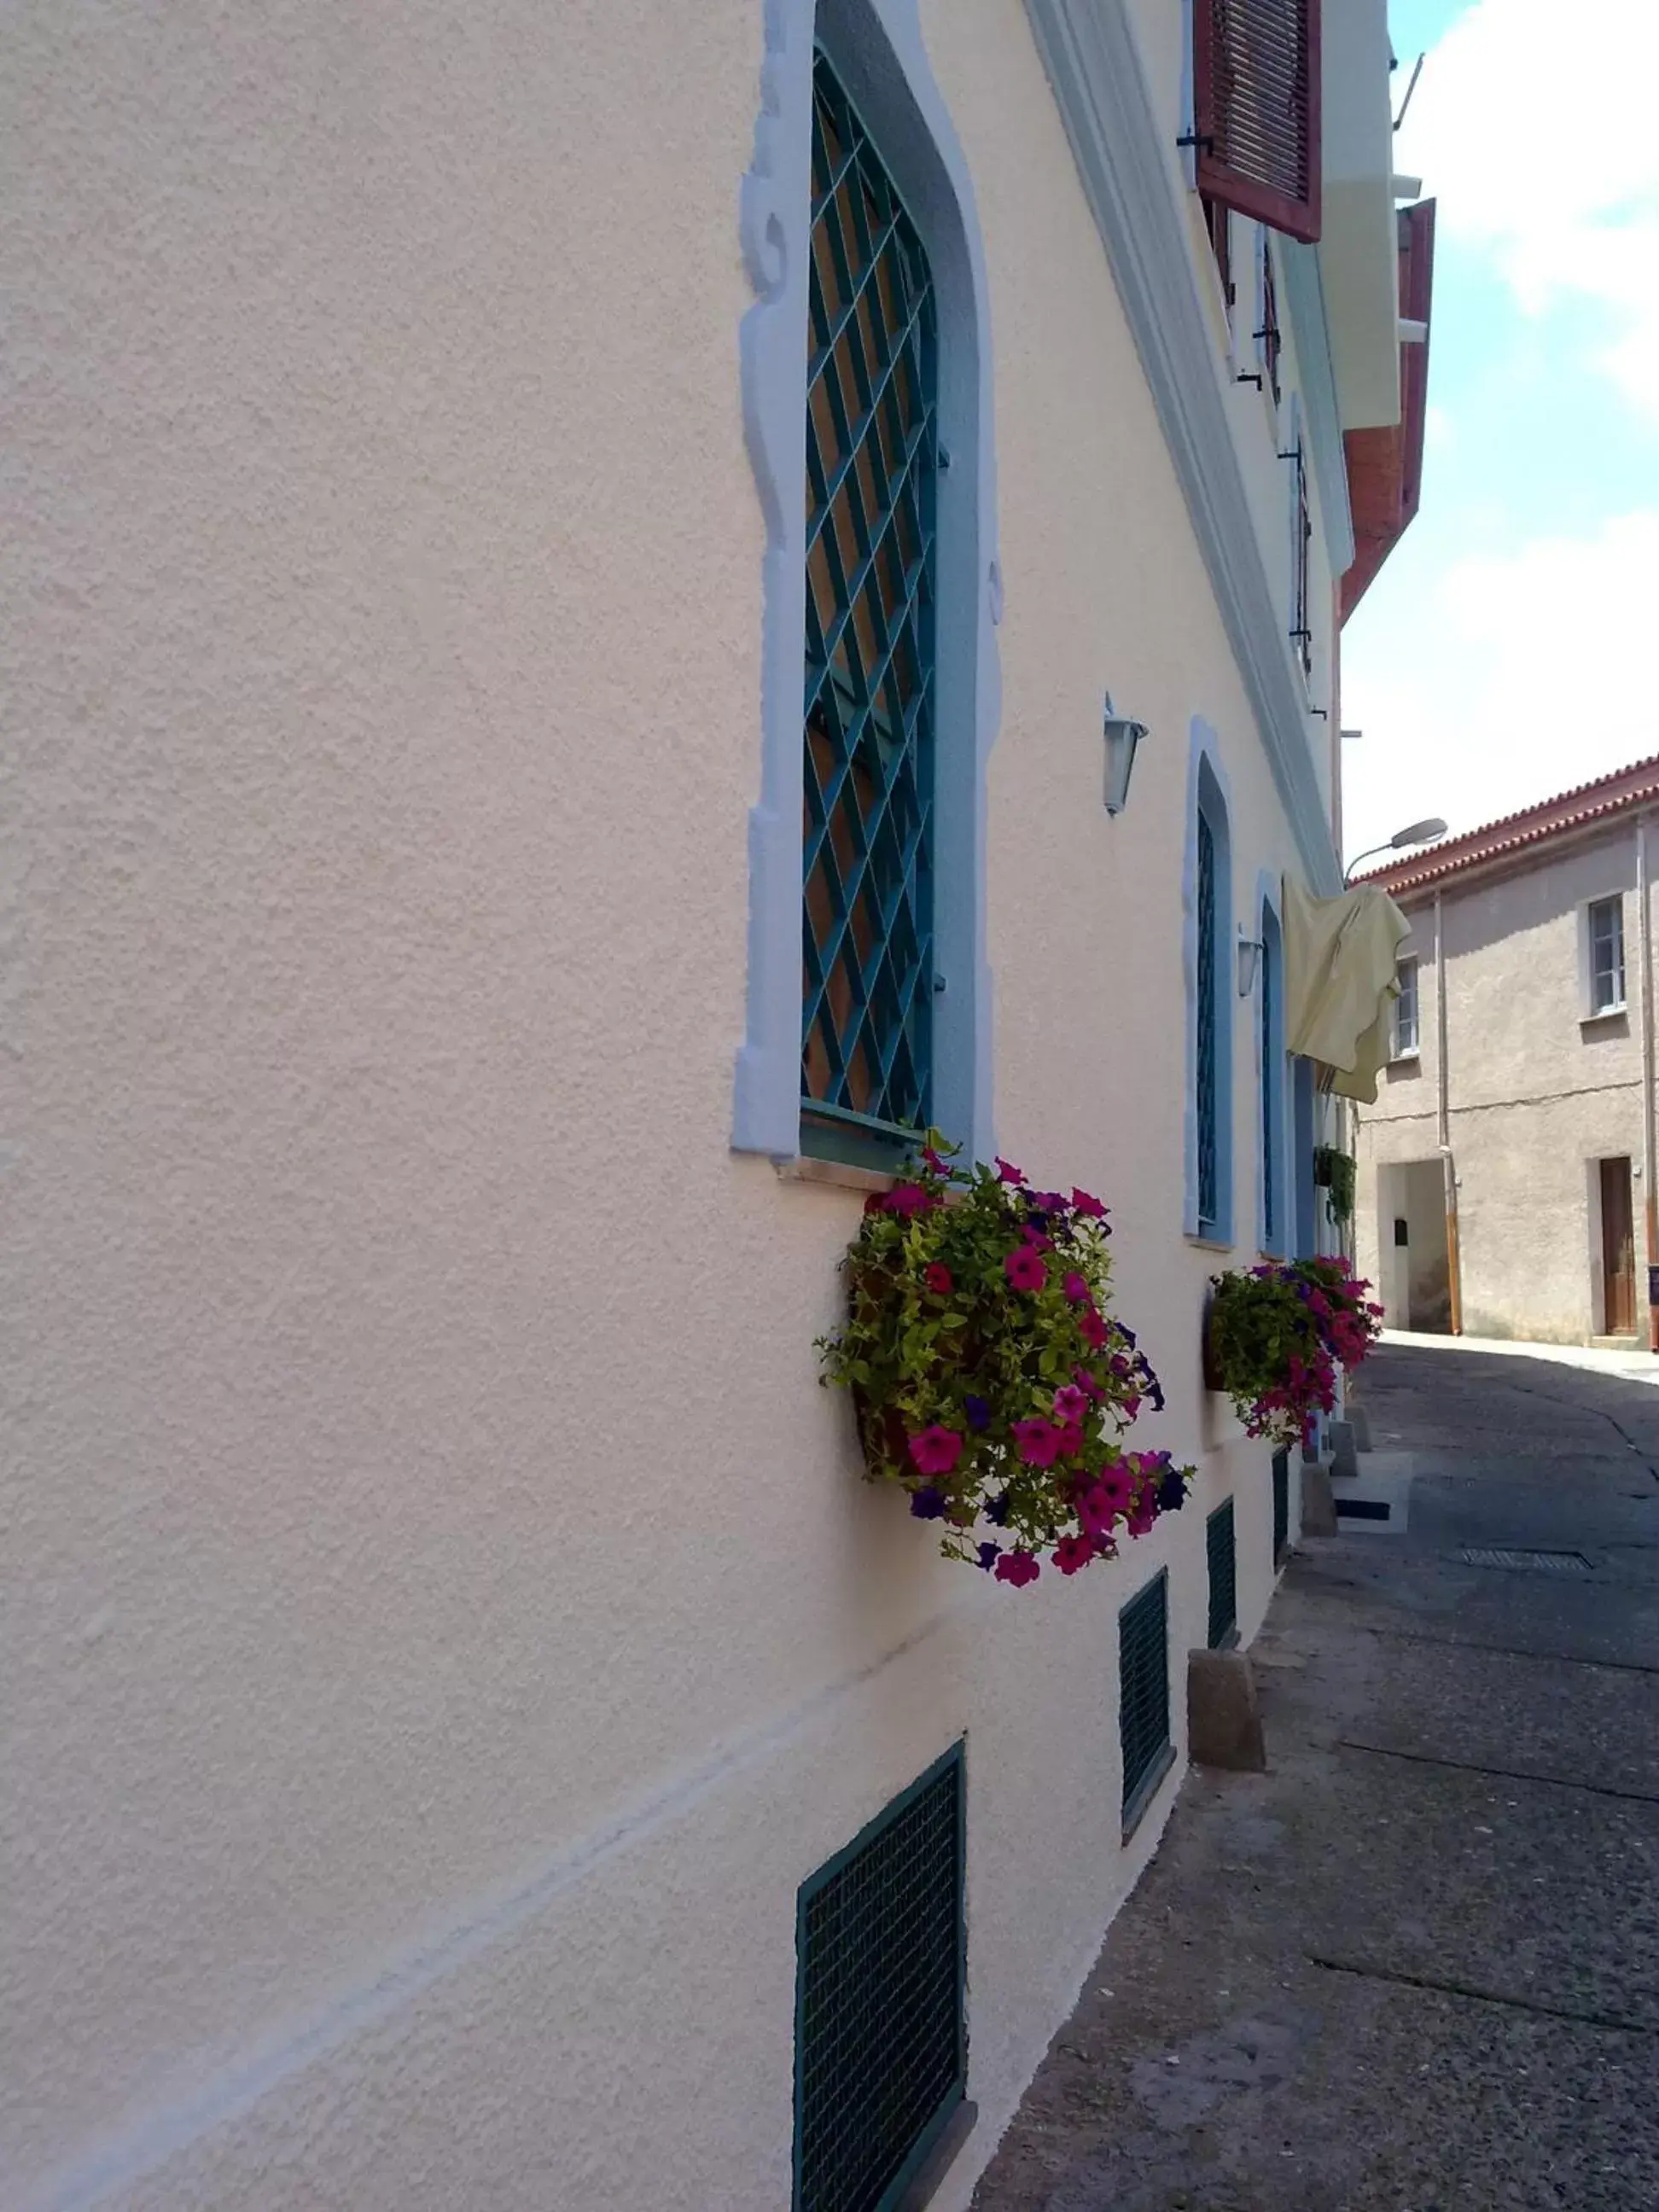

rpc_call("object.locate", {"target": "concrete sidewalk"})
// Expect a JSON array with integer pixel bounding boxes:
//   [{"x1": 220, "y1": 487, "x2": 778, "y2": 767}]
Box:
[{"x1": 970, "y1": 1342, "x2": 1659, "y2": 2211}]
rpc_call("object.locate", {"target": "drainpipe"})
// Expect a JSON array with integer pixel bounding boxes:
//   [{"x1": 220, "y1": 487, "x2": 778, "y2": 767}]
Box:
[
  {"x1": 1435, "y1": 887, "x2": 1463, "y2": 1335},
  {"x1": 1639, "y1": 818, "x2": 1658, "y2": 1352}
]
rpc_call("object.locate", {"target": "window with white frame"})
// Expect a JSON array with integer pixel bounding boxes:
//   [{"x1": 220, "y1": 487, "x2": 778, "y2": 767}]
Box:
[
  {"x1": 1588, "y1": 896, "x2": 1625, "y2": 1014},
  {"x1": 1391, "y1": 957, "x2": 1419, "y2": 1058}
]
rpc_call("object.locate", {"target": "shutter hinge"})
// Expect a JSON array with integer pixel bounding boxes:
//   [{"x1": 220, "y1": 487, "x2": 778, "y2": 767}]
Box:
[{"x1": 1176, "y1": 132, "x2": 1214, "y2": 154}]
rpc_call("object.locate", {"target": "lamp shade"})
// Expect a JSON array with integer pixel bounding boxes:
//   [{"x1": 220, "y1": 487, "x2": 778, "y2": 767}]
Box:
[{"x1": 1103, "y1": 694, "x2": 1149, "y2": 816}]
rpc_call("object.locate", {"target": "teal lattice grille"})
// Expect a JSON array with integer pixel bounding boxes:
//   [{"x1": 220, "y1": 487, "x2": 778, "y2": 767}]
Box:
[
  {"x1": 1120, "y1": 1572, "x2": 1171, "y2": 1819},
  {"x1": 1196, "y1": 811, "x2": 1219, "y2": 1231},
  {"x1": 1272, "y1": 1447, "x2": 1289, "y2": 1563},
  {"x1": 1260, "y1": 932, "x2": 1278, "y2": 1246},
  {"x1": 795, "y1": 1746, "x2": 966, "y2": 2212},
  {"x1": 800, "y1": 51, "x2": 938, "y2": 1149},
  {"x1": 1208, "y1": 1499, "x2": 1237, "y2": 1648}
]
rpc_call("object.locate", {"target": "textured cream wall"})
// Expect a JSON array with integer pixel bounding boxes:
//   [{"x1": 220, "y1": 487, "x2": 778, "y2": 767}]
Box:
[
  {"x1": 8, "y1": 2, "x2": 1319, "y2": 2206},
  {"x1": 1356, "y1": 829, "x2": 1649, "y2": 1343}
]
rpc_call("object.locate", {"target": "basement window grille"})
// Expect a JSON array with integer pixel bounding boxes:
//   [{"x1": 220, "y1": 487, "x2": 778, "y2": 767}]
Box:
[
  {"x1": 1121, "y1": 1571, "x2": 1173, "y2": 1832},
  {"x1": 1208, "y1": 1499, "x2": 1238, "y2": 1648},
  {"x1": 1272, "y1": 1447, "x2": 1289, "y2": 1563},
  {"x1": 794, "y1": 1744, "x2": 966, "y2": 2212}
]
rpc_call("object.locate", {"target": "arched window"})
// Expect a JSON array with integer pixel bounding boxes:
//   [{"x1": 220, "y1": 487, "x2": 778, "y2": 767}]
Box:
[
  {"x1": 734, "y1": 0, "x2": 999, "y2": 1167},
  {"x1": 800, "y1": 52, "x2": 939, "y2": 1155},
  {"x1": 1185, "y1": 723, "x2": 1233, "y2": 1242}
]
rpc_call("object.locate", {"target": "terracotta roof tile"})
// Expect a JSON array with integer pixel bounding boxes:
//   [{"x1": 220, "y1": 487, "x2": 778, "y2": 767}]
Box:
[{"x1": 1353, "y1": 753, "x2": 1659, "y2": 897}]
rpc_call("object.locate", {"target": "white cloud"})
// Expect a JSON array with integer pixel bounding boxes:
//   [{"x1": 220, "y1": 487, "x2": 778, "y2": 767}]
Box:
[
  {"x1": 1400, "y1": 0, "x2": 1659, "y2": 416},
  {"x1": 1342, "y1": 509, "x2": 1659, "y2": 858}
]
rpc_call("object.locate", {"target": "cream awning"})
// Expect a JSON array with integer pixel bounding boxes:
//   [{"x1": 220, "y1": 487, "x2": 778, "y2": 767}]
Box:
[{"x1": 1283, "y1": 876, "x2": 1412, "y2": 1104}]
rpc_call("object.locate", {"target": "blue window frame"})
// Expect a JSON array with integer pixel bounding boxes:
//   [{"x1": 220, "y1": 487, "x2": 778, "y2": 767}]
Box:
[
  {"x1": 1259, "y1": 890, "x2": 1285, "y2": 1254},
  {"x1": 800, "y1": 51, "x2": 939, "y2": 1161},
  {"x1": 1196, "y1": 813, "x2": 1220, "y2": 1231},
  {"x1": 1185, "y1": 723, "x2": 1233, "y2": 1243}
]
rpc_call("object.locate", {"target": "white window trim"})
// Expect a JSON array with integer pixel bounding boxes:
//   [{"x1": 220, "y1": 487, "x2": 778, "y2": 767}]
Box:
[
  {"x1": 1390, "y1": 954, "x2": 1421, "y2": 1062},
  {"x1": 1580, "y1": 891, "x2": 1628, "y2": 1022}
]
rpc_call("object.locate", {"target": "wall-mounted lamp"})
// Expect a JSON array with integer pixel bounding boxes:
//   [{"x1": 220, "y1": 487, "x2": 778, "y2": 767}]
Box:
[
  {"x1": 1237, "y1": 934, "x2": 1264, "y2": 997},
  {"x1": 1103, "y1": 693, "x2": 1150, "y2": 816}
]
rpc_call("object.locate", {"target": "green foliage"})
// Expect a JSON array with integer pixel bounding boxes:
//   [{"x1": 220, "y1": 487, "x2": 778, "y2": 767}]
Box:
[
  {"x1": 1313, "y1": 1144, "x2": 1356, "y2": 1225},
  {"x1": 1207, "y1": 1258, "x2": 1382, "y2": 1448},
  {"x1": 817, "y1": 1135, "x2": 1191, "y2": 1585}
]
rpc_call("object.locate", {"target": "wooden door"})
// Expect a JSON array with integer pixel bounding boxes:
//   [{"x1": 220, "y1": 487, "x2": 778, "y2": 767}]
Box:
[{"x1": 1601, "y1": 1157, "x2": 1636, "y2": 1334}]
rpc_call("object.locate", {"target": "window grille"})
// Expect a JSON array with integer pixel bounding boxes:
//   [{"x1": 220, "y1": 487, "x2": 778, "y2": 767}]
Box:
[
  {"x1": 801, "y1": 53, "x2": 940, "y2": 1155},
  {"x1": 1208, "y1": 1499, "x2": 1238, "y2": 1648},
  {"x1": 795, "y1": 1746, "x2": 966, "y2": 2212},
  {"x1": 1121, "y1": 1572, "x2": 1172, "y2": 1827},
  {"x1": 1196, "y1": 811, "x2": 1220, "y2": 1235}
]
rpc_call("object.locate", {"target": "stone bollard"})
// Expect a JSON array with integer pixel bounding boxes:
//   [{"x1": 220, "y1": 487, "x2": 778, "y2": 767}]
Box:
[
  {"x1": 1187, "y1": 1649, "x2": 1267, "y2": 1772},
  {"x1": 1328, "y1": 1419, "x2": 1359, "y2": 1480},
  {"x1": 1301, "y1": 1462, "x2": 1339, "y2": 1536}
]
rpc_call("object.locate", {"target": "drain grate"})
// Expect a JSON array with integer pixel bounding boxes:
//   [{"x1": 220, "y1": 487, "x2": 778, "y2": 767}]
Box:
[
  {"x1": 1336, "y1": 1498, "x2": 1392, "y2": 1522},
  {"x1": 1460, "y1": 1546, "x2": 1592, "y2": 1574}
]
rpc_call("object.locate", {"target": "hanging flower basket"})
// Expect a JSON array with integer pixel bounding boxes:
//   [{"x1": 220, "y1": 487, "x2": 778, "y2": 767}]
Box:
[
  {"x1": 818, "y1": 1135, "x2": 1193, "y2": 1588},
  {"x1": 1313, "y1": 1145, "x2": 1357, "y2": 1225},
  {"x1": 1204, "y1": 1257, "x2": 1383, "y2": 1447}
]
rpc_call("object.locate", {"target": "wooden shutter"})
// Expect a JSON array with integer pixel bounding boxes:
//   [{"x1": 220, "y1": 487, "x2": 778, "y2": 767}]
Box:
[{"x1": 1194, "y1": 0, "x2": 1322, "y2": 244}]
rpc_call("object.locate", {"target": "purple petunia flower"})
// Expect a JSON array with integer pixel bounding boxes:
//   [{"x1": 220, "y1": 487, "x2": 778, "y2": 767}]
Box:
[
  {"x1": 909, "y1": 1486, "x2": 949, "y2": 1520},
  {"x1": 963, "y1": 1394, "x2": 992, "y2": 1432},
  {"x1": 985, "y1": 1489, "x2": 1011, "y2": 1525},
  {"x1": 976, "y1": 1541, "x2": 1001, "y2": 1571}
]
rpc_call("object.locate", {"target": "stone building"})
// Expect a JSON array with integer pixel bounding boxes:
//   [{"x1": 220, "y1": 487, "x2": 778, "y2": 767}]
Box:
[
  {"x1": 1355, "y1": 757, "x2": 1659, "y2": 1349},
  {"x1": 8, "y1": 4, "x2": 1424, "y2": 2207}
]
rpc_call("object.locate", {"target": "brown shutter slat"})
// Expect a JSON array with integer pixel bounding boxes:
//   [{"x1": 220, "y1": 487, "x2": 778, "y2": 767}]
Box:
[{"x1": 1194, "y1": 0, "x2": 1322, "y2": 244}]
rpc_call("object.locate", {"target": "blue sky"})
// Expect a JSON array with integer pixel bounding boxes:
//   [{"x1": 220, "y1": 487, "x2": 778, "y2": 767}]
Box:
[{"x1": 1341, "y1": 0, "x2": 1659, "y2": 862}]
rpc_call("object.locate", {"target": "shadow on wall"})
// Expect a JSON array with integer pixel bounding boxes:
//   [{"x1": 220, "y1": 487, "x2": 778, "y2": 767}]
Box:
[{"x1": 1376, "y1": 1159, "x2": 1450, "y2": 1332}]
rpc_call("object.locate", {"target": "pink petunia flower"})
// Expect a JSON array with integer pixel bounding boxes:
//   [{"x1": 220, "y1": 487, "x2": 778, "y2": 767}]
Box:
[
  {"x1": 1022, "y1": 1225, "x2": 1055, "y2": 1252},
  {"x1": 1079, "y1": 1306, "x2": 1109, "y2": 1350},
  {"x1": 1053, "y1": 1419, "x2": 1085, "y2": 1458},
  {"x1": 1012, "y1": 1417, "x2": 1062, "y2": 1467},
  {"x1": 1004, "y1": 1245, "x2": 1047, "y2": 1293},
  {"x1": 1094, "y1": 1464, "x2": 1136, "y2": 1511},
  {"x1": 923, "y1": 1262, "x2": 954, "y2": 1295},
  {"x1": 994, "y1": 1549, "x2": 1041, "y2": 1587},
  {"x1": 1054, "y1": 1534, "x2": 1095, "y2": 1575},
  {"x1": 1076, "y1": 1484, "x2": 1114, "y2": 1540},
  {"x1": 885, "y1": 1184, "x2": 935, "y2": 1219},
  {"x1": 1070, "y1": 1188, "x2": 1108, "y2": 1219},
  {"x1": 1052, "y1": 1383, "x2": 1090, "y2": 1423},
  {"x1": 995, "y1": 1156, "x2": 1027, "y2": 1185},
  {"x1": 907, "y1": 1425, "x2": 963, "y2": 1476},
  {"x1": 1126, "y1": 1499, "x2": 1158, "y2": 1538},
  {"x1": 1062, "y1": 1272, "x2": 1091, "y2": 1304}
]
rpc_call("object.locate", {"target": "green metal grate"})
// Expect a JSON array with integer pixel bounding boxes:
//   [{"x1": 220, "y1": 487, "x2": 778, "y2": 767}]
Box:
[
  {"x1": 1196, "y1": 811, "x2": 1219, "y2": 1231},
  {"x1": 794, "y1": 1745, "x2": 966, "y2": 2212},
  {"x1": 1272, "y1": 1447, "x2": 1289, "y2": 1563},
  {"x1": 800, "y1": 50, "x2": 939, "y2": 1150},
  {"x1": 1207, "y1": 1499, "x2": 1237, "y2": 1649},
  {"x1": 1120, "y1": 1571, "x2": 1171, "y2": 1821}
]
